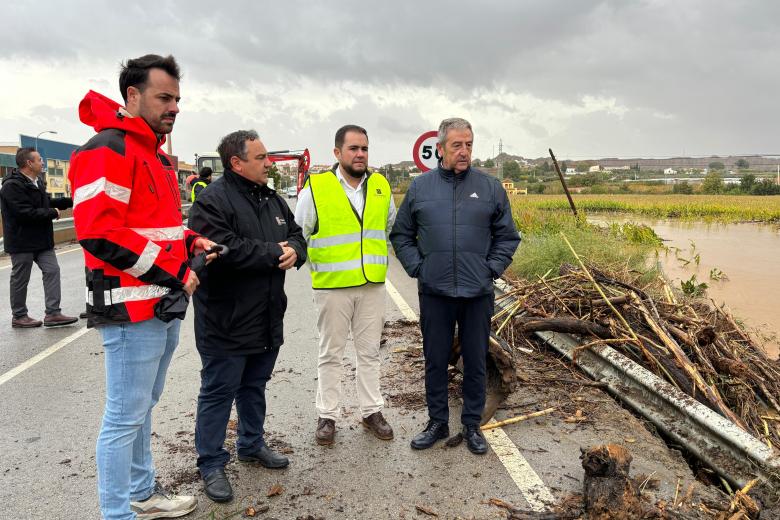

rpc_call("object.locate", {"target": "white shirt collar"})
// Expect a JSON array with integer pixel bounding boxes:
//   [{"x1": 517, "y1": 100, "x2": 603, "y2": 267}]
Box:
[
  {"x1": 21, "y1": 171, "x2": 39, "y2": 184},
  {"x1": 336, "y1": 165, "x2": 366, "y2": 191}
]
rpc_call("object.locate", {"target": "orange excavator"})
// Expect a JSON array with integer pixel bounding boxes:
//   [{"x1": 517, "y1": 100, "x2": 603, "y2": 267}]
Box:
[{"x1": 194, "y1": 148, "x2": 311, "y2": 194}]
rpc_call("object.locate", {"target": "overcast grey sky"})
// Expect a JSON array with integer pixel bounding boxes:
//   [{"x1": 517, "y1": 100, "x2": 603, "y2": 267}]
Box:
[{"x1": 1, "y1": 0, "x2": 778, "y2": 166}]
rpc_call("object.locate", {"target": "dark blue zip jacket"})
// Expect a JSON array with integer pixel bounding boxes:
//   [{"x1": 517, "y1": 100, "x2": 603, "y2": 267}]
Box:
[{"x1": 390, "y1": 165, "x2": 520, "y2": 297}]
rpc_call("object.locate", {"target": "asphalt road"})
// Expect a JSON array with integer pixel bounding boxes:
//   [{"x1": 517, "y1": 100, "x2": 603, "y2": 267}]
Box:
[{"x1": 0, "y1": 200, "x2": 711, "y2": 519}]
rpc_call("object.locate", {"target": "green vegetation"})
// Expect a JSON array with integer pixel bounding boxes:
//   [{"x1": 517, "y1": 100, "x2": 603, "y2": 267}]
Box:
[
  {"x1": 701, "y1": 171, "x2": 724, "y2": 194},
  {"x1": 680, "y1": 275, "x2": 708, "y2": 297},
  {"x1": 512, "y1": 194, "x2": 780, "y2": 223},
  {"x1": 509, "y1": 206, "x2": 661, "y2": 280}
]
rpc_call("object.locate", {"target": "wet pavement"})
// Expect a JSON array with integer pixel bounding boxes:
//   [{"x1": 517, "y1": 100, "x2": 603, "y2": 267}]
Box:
[{"x1": 0, "y1": 221, "x2": 731, "y2": 519}]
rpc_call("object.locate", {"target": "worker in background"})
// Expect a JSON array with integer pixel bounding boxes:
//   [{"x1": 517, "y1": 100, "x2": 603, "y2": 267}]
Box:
[
  {"x1": 191, "y1": 166, "x2": 212, "y2": 202},
  {"x1": 294, "y1": 124, "x2": 396, "y2": 446}
]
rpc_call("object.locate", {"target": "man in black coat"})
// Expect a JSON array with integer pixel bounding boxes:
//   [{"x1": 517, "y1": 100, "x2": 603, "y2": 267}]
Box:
[
  {"x1": 188, "y1": 130, "x2": 306, "y2": 503},
  {"x1": 390, "y1": 118, "x2": 520, "y2": 455},
  {"x1": 0, "y1": 147, "x2": 79, "y2": 328}
]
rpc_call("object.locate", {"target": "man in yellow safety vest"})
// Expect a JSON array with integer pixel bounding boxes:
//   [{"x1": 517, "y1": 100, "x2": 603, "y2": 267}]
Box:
[
  {"x1": 191, "y1": 166, "x2": 212, "y2": 202},
  {"x1": 294, "y1": 125, "x2": 396, "y2": 446}
]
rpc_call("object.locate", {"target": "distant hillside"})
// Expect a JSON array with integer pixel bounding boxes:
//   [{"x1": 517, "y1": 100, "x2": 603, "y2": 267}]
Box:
[{"x1": 528, "y1": 154, "x2": 780, "y2": 172}]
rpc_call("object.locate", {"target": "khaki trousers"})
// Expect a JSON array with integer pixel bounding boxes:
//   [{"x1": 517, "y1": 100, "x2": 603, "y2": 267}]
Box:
[{"x1": 314, "y1": 283, "x2": 386, "y2": 420}]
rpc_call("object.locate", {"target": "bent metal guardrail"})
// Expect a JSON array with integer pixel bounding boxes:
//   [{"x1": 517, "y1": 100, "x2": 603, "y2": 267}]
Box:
[{"x1": 493, "y1": 278, "x2": 780, "y2": 497}]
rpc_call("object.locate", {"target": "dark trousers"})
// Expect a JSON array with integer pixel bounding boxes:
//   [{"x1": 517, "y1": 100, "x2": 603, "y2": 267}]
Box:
[
  {"x1": 419, "y1": 293, "x2": 493, "y2": 426},
  {"x1": 9, "y1": 249, "x2": 61, "y2": 318},
  {"x1": 195, "y1": 348, "x2": 279, "y2": 476}
]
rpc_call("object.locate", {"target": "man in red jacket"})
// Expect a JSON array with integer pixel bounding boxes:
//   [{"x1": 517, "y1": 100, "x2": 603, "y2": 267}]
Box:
[{"x1": 69, "y1": 54, "x2": 215, "y2": 520}]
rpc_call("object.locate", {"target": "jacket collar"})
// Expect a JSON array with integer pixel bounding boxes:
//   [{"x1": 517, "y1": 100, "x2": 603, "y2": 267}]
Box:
[
  {"x1": 4, "y1": 169, "x2": 42, "y2": 189},
  {"x1": 78, "y1": 90, "x2": 164, "y2": 151},
  {"x1": 437, "y1": 161, "x2": 471, "y2": 182},
  {"x1": 225, "y1": 168, "x2": 273, "y2": 197}
]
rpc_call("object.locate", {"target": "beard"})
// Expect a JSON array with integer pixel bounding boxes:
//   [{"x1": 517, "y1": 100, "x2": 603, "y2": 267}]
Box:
[{"x1": 342, "y1": 163, "x2": 366, "y2": 178}]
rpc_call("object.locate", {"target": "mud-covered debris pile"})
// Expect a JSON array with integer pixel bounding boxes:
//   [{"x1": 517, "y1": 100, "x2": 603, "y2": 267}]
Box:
[{"x1": 495, "y1": 263, "x2": 780, "y2": 451}]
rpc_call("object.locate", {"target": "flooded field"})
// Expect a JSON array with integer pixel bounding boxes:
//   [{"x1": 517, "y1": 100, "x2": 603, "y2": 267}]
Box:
[{"x1": 590, "y1": 215, "x2": 780, "y2": 358}]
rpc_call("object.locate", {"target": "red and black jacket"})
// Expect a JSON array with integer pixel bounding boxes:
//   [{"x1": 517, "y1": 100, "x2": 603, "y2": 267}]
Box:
[{"x1": 68, "y1": 90, "x2": 199, "y2": 325}]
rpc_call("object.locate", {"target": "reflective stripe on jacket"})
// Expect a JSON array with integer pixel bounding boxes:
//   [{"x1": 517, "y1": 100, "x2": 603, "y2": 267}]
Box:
[
  {"x1": 69, "y1": 90, "x2": 199, "y2": 325},
  {"x1": 307, "y1": 170, "x2": 390, "y2": 289}
]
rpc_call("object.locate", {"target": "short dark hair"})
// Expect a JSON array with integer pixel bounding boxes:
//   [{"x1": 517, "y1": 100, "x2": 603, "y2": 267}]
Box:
[
  {"x1": 334, "y1": 125, "x2": 368, "y2": 149},
  {"x1": 198, "y1": 166, "x2": 213, "y2": 179},
  {"x1": 217, "y1": 130, "x2": 259, "y2": 170},
  {"x1": 15, "y1": 147, "x2": 37, "y2": 168},
  {"x1": 119, "y1": 54, "x2": 181, "y2": 103}
]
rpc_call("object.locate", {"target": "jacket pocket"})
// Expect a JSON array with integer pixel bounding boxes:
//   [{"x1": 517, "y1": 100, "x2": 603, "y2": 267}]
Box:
[{"x1": 141, "y1": 160, "x2": 161, "y2": 200}]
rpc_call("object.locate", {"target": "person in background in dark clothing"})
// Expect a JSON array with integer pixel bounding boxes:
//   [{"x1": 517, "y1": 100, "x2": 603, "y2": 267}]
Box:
[
  {"x1": 390, "y1": 117, "x2": 520, "y2": 455},
  {"x1": 0, "y1": 147, "x2": 78, "y2": 328},
  {"x1": 188, "y1": 130, "x2": 306, "y2": 503},
  {"x1": 190, "y1": 166, "x2": 212, "y2": 202}
]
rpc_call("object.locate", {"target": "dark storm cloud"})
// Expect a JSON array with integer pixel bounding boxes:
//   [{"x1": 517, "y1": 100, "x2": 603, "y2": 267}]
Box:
[{"x1": 5, "y1": 0, "x2": 780, "y2": 159}]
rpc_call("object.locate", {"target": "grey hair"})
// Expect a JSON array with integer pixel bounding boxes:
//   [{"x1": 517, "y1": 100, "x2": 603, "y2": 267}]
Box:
[
  {"x1": 218, "y1": 129, "x2": 259, "y2": 169},
  {"x1": 437, "y1": 117, "x2": 472, "y2": 145}
]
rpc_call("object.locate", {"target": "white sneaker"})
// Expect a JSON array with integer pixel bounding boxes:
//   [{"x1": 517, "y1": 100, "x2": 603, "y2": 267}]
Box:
[{"x1": 130, "y1": 482, "x2": 197, "y2": 519}]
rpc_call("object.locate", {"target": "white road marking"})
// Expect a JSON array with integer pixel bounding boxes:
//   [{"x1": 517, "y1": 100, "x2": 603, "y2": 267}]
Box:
[
  {"x1": 0, "y1": 245, "x2": 82, "y2": 271},
  {"x1": 483, "y1": 425, "x2": 556, "y2": 511},
  {"x1": 385, "y1": 278, "x2": 418, "y2": 322},
  {"x1": 0, "y1": 326, "x2": 92, "y2": 387},
  {"x1": 385, "y1": 276, "x2": 553, "y2": 512}
]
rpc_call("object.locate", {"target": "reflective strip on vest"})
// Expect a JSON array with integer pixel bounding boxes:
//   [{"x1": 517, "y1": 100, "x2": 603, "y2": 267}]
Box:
[
  {"x1": 130, "y1": 226, "x2": 185, "y2": 241},
  {"x1": 74, "y1": 177, "x2": 131, "y2": 208},
  {"x1": 86, "y1": 284, "x2": 170, "y2": 305},
  {"x1": 305, "y1": 229, "x2": 384, "y2": 252},
  {"x1": 310, "y1": 255, "x2": 388, "y2": 272},
  {"x1": 307, "y1": 171, "x2": 390, "y2": 288},
  {"x1": 191, "y1": 181, "x2": 207, "y2": 202},
  {"x1": 308, "y1": 231, "x2": 362, "y2": 249}
]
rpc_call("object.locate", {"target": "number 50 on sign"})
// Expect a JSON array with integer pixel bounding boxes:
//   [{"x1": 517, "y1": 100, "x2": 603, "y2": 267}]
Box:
[{"x1": 412, "y1": 130, "x2": 440, "y2": 173}]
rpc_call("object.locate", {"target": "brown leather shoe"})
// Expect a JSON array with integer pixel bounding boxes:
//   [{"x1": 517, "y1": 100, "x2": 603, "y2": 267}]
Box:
[
  {"x1": 44, "y1": 313, "x2": 79, "y2": 327},
  {"x1": 315, "y1": 418, "x2": 335, "y2": 446},
  {"x1": 362, "y1": 411, "x2": 394, "y2": 440},
  {"x1": 11, "y1": 315, "x2": 43, "y2": 328}
]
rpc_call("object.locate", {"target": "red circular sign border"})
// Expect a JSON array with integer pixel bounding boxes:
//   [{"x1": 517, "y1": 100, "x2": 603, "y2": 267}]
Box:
[{"x1": 412, "y1": 130, "x2": 439, "y2": 172}]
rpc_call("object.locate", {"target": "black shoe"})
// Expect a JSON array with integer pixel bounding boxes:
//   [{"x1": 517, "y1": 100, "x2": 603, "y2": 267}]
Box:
[
  {"x1": 203, "y1": 468, "x2": 233, "y2": 503},
  {"x1": 410, "y1": 420, "x2": 449, "y2": 450},
  {"x1": 463, "y1": 424, "x2": 488, "y2": 455},
  {"x1": 237, "y1": 445, "x2": 289, "y2": 469},
  {"x1": 79, "y1": 312, "x2": 87, "y2": 319}
]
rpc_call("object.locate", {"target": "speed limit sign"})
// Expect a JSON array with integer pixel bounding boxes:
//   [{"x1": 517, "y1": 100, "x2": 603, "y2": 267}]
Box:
[{"x1": 412, "y1": 130, "x2": 440, "y2": 172}]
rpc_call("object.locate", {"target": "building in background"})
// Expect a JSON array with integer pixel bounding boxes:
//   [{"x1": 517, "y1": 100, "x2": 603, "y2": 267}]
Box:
[
  {"x1": 3, "y1": 135, "x2": 192, "y2": 201},
  {"x1": 0, "y1": 136, "x2": 80, "y2": 198}
]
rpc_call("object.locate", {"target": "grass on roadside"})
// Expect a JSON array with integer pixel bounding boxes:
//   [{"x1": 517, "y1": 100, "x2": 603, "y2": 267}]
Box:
[
  {"x1": 510, "y1": 207, "x2": 662, "y2": 281},
  {"x1": 512, "y1": 194, "x2": 780, "y2": 223}
]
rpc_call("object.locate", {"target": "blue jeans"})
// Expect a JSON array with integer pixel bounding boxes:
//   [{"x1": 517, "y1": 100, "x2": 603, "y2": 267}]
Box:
[{"x1": 96, "y1": 318, "x2": 182, "y2": 520}]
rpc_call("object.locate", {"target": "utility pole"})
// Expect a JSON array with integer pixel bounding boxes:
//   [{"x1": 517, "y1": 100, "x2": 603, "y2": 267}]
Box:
[{"x1": 498, "y1": 138, "x2": 503, "y2": 178}]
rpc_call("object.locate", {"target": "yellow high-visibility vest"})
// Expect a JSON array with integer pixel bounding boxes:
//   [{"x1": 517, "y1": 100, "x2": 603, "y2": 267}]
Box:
[
  {"x1": 191, "y1": 181, "x2": 208, "y2": 202},
  {"x1": 307, "y1": 171, "x2": 391, "y2": 289}
]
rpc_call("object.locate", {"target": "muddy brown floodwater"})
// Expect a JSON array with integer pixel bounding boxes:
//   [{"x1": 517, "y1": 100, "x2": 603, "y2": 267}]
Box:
[{"x1": 590, "y1": 216, "x2": 780, "y2": 359}]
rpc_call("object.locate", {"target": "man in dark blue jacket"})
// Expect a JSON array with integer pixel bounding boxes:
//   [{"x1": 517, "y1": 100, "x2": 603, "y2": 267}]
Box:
[{"x1": 390, "y1": 118, "x2": 520, "y2": 455}]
